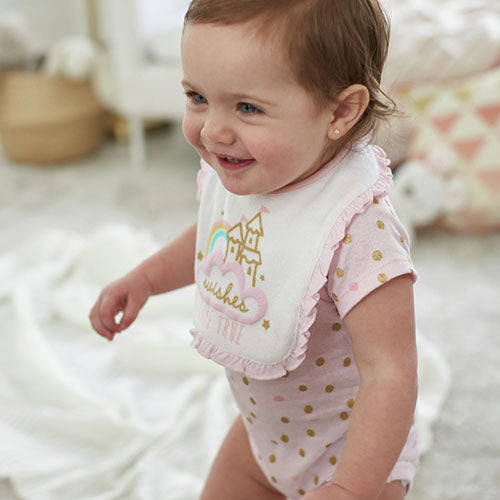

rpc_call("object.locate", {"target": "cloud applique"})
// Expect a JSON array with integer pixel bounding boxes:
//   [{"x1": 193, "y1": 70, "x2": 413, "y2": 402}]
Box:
[{"x1": 197, "y1": 249, "x2": 267, "y2": 324}]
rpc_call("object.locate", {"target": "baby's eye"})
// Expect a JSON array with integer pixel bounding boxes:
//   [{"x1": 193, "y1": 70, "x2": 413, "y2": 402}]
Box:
[
  {"x1": 186, "y1": 91, "x2": 207, "y2": 105},
  {"x1": 238, "y1": 102, "x2": 260, "y2": 115}
]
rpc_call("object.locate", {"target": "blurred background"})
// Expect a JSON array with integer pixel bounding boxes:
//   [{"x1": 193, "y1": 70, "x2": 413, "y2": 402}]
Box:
[{"x1": 0, "y1": 1, "x2": 499, "y2": 499}]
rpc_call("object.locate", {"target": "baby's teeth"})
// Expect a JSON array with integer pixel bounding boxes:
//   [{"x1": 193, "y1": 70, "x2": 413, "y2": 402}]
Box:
[{"x1": 226, "y1": 157, "x2": 240, "y2": 163}]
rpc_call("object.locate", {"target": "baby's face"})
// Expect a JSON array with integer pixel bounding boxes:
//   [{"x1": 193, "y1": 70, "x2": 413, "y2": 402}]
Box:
[{"x1": 181, "y1": 22, "x2": 334, "y2": 195}]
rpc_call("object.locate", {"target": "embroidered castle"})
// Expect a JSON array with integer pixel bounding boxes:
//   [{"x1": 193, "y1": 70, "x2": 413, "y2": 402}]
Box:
[{"x1": 225, "y1": 212, "x2": 264, "y2": 287}]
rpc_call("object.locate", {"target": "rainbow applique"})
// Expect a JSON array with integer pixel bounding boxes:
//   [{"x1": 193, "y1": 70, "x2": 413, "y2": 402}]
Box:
[{"x1": 206, "y1": 222, "x2": 230, "y2": 256}]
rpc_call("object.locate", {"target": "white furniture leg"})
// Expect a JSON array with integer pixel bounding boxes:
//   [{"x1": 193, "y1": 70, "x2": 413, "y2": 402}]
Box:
[{"x1": 129, "y1": 115, "x2": 146, "y2": 170}]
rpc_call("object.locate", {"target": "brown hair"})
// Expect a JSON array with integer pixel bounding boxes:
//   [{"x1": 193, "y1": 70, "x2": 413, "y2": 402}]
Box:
[{"x1": 184, "y1": 0, "x2": 396, "y2": 153}]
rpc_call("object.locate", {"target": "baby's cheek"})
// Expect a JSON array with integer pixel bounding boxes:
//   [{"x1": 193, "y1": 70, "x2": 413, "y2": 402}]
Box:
[
  {"x1": 248, "y1": 134, "x2": 286, "y2": 164},
  {"x1": 182, "y1": 113, "x2": 200, "y2": 147}
]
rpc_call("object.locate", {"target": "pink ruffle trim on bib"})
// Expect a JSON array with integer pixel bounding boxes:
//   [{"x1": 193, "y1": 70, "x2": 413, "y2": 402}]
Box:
[{"x1": 191, "y1": 146, "x2": 393, "y2": 379}]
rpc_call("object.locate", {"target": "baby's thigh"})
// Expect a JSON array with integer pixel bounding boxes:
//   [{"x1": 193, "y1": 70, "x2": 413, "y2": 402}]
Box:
[{"x1": 201, "y1": 415, "x2": 285, "y2": 500}]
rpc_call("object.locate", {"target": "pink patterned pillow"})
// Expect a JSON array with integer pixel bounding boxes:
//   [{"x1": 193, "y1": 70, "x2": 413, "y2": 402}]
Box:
[
  {"x1": 384, "y1": 0, "x2": 500, "y2": 90},
  {"x1": 399, "y1": 67, "x2": 500, "y2": 233}
]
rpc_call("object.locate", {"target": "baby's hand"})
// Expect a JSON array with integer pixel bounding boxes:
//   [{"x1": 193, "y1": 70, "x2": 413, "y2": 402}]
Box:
[{"x1": 89, "y1": 270, "x2": 153, "y2": 341}]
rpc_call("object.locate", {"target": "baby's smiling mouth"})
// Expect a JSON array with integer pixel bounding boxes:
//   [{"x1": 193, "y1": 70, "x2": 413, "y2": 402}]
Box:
[
  {"x1": 215, "y1": 154, "x2": 255, "y2": 170},
  {"x1": 224, "y1": 156, "x2": 245, "y2": 164}
]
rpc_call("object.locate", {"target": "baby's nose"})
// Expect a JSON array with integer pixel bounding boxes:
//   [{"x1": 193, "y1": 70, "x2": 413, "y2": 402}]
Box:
[{"x1": 201, "y1": 112, "x2": 235, "y2": 145}]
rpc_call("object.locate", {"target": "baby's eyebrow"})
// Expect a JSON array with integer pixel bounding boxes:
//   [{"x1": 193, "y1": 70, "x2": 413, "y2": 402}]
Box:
[
  {"x1": 227, "y1": 92, "x2": 276, "y2": 107},
  {"x1": 181, "y1": 79, "x2": 197, "y2": 89}
]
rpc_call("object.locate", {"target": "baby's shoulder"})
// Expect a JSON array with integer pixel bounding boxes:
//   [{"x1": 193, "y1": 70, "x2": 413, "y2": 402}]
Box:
[
  {"x1": 339, "y1": 195, "x2": 412, "y2": 261},
  {"x1": 327, "y1": 196, "x2": 415, "y2": 318},
  {"x1": 347, "y1": 195, "x2": 403, "y2": 236}
]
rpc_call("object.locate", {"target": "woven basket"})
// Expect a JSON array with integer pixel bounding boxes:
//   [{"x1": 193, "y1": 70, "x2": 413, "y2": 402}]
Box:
[{"x1": 0, "y1": 72, "x2": 105, "y2": 164}]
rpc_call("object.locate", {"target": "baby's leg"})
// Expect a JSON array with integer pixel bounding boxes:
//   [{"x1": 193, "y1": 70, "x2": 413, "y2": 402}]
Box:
[{"x1": 201, "y1": 415, "x2": 285, "y2": 500}]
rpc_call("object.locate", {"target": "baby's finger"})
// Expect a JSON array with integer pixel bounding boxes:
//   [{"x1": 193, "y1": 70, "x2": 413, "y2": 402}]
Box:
[
  {"x1": 118, "y1": 299, "x2": 141, "y2": 331},
  {"x1": 99, "y1": 295, "x2": 123, "y2": 333},
  {"x1": 89, "y1": 307, "x2": 116, "y2": 341}
]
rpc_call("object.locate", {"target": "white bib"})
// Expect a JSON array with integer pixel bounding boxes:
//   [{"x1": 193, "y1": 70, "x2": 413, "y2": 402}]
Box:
[{"x1": 191, "y1": 144, "x2": 392, "y2": 380}]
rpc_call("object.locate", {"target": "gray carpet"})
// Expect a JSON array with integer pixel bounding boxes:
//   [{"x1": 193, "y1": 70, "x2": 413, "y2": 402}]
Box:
[
  {"x1": 1, "y1": 127, "x2": 499, "y2": 500},
  {"x1": 409, "y1": 232, "x2": 500, "y2": 500}
]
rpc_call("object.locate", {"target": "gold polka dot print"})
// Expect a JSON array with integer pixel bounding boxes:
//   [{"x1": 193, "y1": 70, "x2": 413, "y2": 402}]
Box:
[
  {"x1": 221, "y1": 197, "x2": 415, "y2": 493},
  {"x1": 298, "y1": 489, "x2": 306, "y2": 496}
]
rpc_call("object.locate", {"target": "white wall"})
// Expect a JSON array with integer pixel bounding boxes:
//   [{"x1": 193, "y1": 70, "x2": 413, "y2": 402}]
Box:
[
  {"x1": 0, "y1": 0, "x2": 193, "y2": 55},
  {"x1": 0, "y1": 0, "x2": 88, "y2": 50},
  {"x1": 136, "y1": 0, "x2": 190, "y2": 36}
]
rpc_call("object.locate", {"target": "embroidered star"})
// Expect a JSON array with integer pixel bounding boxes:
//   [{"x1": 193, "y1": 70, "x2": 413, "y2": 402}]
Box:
[
  {"x1": 260, "y1": 274, "x2": 265, "y2": 281},
  {"x1": 197, "y1": 251, "x2": 204, "y2": 261},
  {"x1": 262, "y1": 319, "x2": 270, "y2": 330}
]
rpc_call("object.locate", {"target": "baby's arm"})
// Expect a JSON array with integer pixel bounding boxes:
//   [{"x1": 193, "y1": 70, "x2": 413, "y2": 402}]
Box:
[
  {"x1": 89, "y1": 223, "x2": 197, "y2": 340},
  {"x1": 306, "y1": 274, "x2": 418, "y2": 500}
]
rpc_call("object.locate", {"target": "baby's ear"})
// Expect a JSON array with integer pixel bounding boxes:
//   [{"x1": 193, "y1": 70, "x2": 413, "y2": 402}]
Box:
[{"x1": 327, "y1": 84, "x2": 370, "y2": 140}]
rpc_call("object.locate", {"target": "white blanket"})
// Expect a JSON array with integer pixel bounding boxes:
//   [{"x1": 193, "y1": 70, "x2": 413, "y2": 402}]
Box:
[{"x1": 0, "y1": 225, "x2": 449, "y2": 499}]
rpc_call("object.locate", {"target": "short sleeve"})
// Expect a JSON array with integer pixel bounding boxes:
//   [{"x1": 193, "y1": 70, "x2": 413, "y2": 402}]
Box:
[{"x1": 327, "y1": 196, "x2": 417, "y2": 319}]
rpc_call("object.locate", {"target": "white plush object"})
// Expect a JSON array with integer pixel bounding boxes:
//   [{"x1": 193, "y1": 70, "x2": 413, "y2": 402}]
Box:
[
  {"x1": 43, "y1": 36, "x2": 97, "y2": 81},
  {"x1": 415, "y1": 333, "x2": 451, "y2": 455},
  {"x1": 0, "y1": 10, "x2": 40, "y2": 70},
  {"x1": 390, "y1": 160, "x2": 465, "y2": 241},
  {"x1": 0, "y1": 225, "x2": 449, "y2": 499},
  {"x1": 390, "y1": 161, "x2": 445, "y2": 241}
]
